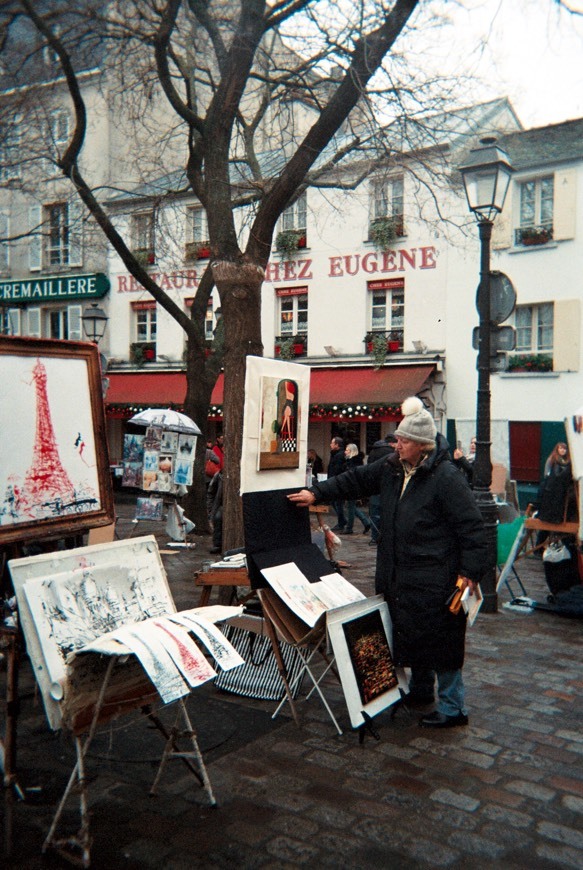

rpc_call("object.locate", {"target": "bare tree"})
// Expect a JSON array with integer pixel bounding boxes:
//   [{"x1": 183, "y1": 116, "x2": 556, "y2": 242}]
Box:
[{"x1": 3, "y1": 0, "x2": 482, "y2": 548}]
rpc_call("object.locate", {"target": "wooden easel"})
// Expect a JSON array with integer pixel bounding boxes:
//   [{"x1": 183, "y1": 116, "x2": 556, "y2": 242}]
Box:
[
  {"x1": 43, "y1": 657, "x2": 216, "y2": 868},
  {"x1": 497, "y1": 499, "x2": 579, "y2": 596}
]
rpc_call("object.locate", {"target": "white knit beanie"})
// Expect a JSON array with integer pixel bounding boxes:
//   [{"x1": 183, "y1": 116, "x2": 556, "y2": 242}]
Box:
[{"x1": 394, "y1": 397, "x2": 437, "y2": 446}]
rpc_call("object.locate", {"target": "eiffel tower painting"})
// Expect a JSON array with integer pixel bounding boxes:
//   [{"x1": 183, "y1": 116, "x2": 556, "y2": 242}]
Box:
[
  {"x1": 2, "y1": 356, "x2": 98, "y2": 525},
  {"x1": 21, "y1": 359, "x2": 76, "y2": 507}
]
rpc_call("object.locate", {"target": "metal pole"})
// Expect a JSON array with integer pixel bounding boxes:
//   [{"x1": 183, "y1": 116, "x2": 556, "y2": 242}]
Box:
[{"x1": 473, "y1": 219, "x2": 498, "y2": 614}]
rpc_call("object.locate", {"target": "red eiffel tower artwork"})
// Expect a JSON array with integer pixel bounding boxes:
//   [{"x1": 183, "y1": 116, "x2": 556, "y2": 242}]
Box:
[{"x1": 20, "y1": 359, "x2": 76, "y2": 508}]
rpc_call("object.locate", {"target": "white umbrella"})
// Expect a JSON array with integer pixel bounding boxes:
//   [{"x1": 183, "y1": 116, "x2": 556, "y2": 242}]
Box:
[{"x1": 129, "y1": 408, "x2": 201, "y2": 435}]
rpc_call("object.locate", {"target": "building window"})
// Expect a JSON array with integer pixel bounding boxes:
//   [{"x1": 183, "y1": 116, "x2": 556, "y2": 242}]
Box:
[
  {"x1": 514, "y1": 303, "x2": 553, "y2": 352},
  {"x1": 131, "y1": 301, "x2": 157, "y2": 362},
  {"x1": 0, "y1": 118, "x2": 21, "y2": 182},
  {"x1": 366, "y1": 279, "x2": 404, "y2": 350},
  {"x1": 514, "y1": 176, "x2": 554, "y2": 246},
  {"x1": 131, "y1": 212, "x2": 155, "y2": 265},
  {"x1": 370, "y1": 176, "x2": 404, "y2": 238},
  {"x1": 275, "y1": 287, "x2": 308, "y2": 355},
  {"x1": 136, "y1": 307, "x2": 157, "y2": 343},
  {"x1": 185, "y1": 207, "x2": 210, "y2": 260},
  {"x1": 0, "y1": 211, "x2": 9, "y2": 272},
  {"x1": 276, "y1": 193, "x2": 307, "y2": 251},
  {"x1": 278, "y1": 290, "x2": 308, "y2": 337},
  {"x1": 46, "y1": 203, "x2": 70, "y2": 266},
  {"x1": 50, "y1": 110, "x2": 70, "y2": 146}
]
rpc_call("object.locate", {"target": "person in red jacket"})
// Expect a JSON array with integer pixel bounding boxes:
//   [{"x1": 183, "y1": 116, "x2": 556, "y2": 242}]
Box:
[{"x1": 211, "y1": 434, "x2": 224, "y2": 471}]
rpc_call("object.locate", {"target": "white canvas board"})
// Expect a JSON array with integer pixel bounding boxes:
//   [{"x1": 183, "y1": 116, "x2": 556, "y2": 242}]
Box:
[
  {"x1": 326, "y1": 595, "x2": 404, "y2": 729},
  {"x1": 9, "y1": 536, "x2": 173, "y2": 729},
  {"x1": 240, "y1": 356, "x2": 310, "y2": 493}
]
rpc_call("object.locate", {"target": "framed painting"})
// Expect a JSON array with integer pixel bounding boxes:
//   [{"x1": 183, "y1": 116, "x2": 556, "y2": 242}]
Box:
[
  {"x1": 326, "y1": 594, "x2": 404, "y2": 729},
  {"x1": 258, "y1": 376, "x2": 301, "y2": 470},
  {"x1": 0, "y1": 336, "x2": 115, "y2": 545}
]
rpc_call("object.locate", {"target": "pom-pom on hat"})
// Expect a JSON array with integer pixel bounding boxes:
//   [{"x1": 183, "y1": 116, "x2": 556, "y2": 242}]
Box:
[{"x1": 394, "y1": 397, "x2": 437, "y2": 446}]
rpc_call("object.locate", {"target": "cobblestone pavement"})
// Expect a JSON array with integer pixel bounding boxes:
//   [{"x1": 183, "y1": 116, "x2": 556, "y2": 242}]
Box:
[{"x1": 2, "y1": 499, "x2": 583, "y2": 869}]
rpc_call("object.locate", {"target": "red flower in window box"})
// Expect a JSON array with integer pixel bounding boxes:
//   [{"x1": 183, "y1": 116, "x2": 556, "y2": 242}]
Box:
[
  {"x1": 147, "y1": 251, "x2": 156, "y2": 265},
  {"x1": 143, "y1": 347, "x2": 155, "y2": 361},
  {"x1": 297, "y1": 234, "x2": 307, "y2": 249},
  {"x1": 197, "y1": 245, "x2": 211, "y2": 259},
  {"x1": 387, "y1": 340, "x2": 400, "y2": 352}
]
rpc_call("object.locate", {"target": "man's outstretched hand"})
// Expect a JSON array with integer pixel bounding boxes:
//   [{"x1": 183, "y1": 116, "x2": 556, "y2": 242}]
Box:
[{"x1": 287, "y1": 489, "x2": 316, "y2": 507}]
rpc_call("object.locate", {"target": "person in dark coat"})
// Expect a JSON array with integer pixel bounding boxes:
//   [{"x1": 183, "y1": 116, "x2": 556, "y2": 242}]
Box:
[
  {"x1": 366, "y1": 433, "x2": 396, "y2": 544},
  {"x1": 327, "y1": 436, "x2": 347, "y2": 531},
  {"x1": 288, "y1": 397, "x2": 487, "y2": 728}
]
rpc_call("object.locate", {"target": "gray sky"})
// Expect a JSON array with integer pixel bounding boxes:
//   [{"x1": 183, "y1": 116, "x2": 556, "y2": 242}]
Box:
[{"x1": 448, "y1": 0, "x2": 583, "y2": 127}]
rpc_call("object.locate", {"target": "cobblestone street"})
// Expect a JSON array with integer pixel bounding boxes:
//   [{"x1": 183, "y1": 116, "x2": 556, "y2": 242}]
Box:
[{"x1": 2, "y1": 500, "x2": 582, "y2": 868}]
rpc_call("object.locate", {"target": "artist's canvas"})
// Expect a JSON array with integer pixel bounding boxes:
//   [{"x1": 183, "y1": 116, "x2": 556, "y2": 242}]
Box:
[
  {"x1": 240, "y1": 356, "x2": 310, "y2": 493},
  {"x1": 0, "y1": 336, "x2": 114, "y2": 544},
  {"x1": 9, "y1": 536, "x2": 174, "y2": 729},
  {"x1": 135, "y1": 497, "x2": 164, "y2": 520},
  {"x1": 327, "y1": 595, "x2": 404, "y2": 729}
]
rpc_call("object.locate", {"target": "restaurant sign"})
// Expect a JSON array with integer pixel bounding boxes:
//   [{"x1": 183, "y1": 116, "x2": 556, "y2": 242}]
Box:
[{"x1": 0, "y1": 272, "x2": 110, "y2": 304}]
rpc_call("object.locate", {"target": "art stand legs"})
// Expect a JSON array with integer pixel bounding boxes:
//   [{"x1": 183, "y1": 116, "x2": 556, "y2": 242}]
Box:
[
  {"x1": 43, "y1": 657, "x2": 116, "y2": 868},
  {"x1": 149, "y1": 698, "x2": 216, "y2": 806},
  {"x1": 2, "y1": 628, "x2": 24, "y2": 860},
  {"x1": 272, "y1": 642, "x2": 343, "y2": 736}
]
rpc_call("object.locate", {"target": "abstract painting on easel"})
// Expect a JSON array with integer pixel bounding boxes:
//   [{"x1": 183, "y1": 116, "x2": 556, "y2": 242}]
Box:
[
  {"x1": 258, "y1": 376, "x2": 301, "y2": 470},
  {"x1": 0, "y1": 337, "x2": 113, "y2": 544}
]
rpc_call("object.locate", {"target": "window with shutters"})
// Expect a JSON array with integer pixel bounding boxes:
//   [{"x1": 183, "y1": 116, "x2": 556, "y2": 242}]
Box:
[
  {"x1": 514, "y1": 176, "x2": 554, "y2": 246},
  {"x1": 185, "y1": 207, "x2": 210, "y2": 261},
  {"x1": 39, "y1": 200, "x2": 83, "y2": 269},
  {"x1": 131, "y1": 212, "x2": 155, "y2": 266},
  {"x1": 276, "y1": 193, "x2": 307, "y2": 252},
  {"x1": 514, "y1": 303, "x2": 553, "y2": 352},
  {"x1": 0, "y1": 118, "x2": 21, "y2": 182},
  {"x1": 369, "y1": 176, "x2": 405, "y2": 240},
  {"x1": 0, "y1": 211, "x2": 9, "y2": 273}
]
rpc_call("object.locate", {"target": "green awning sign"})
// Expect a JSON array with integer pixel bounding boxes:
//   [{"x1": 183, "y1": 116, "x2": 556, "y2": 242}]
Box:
[{"x1": 0, "y1": 272, "x2": 110, "y2": 303}]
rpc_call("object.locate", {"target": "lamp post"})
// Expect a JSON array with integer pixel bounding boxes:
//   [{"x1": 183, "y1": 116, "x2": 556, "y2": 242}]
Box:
[
  {"x1": 82, "y1": 302, "x2": 110, "y2": 397},
  {"x1": 460, "y1": 137, "x2": 514, "y2": 614},
  {"x1": 81, "y1": 302, "x2": 109, "y2": 344}
]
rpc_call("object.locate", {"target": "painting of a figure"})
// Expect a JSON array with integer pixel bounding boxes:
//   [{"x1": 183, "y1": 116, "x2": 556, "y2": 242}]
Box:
[
  {"x1": 0, "y1": 337, "x2": 114, "y2": 544},
  {"x1": 258, "y1": 377, "x2": 300, "y2": 470}
]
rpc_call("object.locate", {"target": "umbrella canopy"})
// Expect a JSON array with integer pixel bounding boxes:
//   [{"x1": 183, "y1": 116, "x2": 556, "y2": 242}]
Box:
[{"x1": 129, "y1": 408, "x2": 201, "y2": 435}]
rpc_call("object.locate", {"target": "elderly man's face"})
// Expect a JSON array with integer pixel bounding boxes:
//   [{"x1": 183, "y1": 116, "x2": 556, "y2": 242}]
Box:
[{"x1": 395, "y1": 436, "x2": 426, "y2": 466}]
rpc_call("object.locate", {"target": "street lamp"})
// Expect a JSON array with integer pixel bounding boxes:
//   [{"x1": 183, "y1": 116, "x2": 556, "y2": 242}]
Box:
[
  {"x1": 81, "y1": 303, "x2": 109, "y2": 344},
  {"x1": 460, "y1": 137, "x2": 514, "y2": 614}
]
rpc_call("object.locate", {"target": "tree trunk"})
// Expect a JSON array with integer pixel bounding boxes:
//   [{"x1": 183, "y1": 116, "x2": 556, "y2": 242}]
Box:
[{"x1": 212, "y1": 260, "x2": 264, "y2": 551}]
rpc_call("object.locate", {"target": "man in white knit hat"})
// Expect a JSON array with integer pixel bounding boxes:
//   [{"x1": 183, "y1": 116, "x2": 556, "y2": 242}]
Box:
[{"x1": 289, "y1": 396, "x2": 487, "y2": 728}]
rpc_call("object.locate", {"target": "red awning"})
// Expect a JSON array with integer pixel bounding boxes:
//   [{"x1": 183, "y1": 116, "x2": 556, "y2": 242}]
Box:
[
  {"x1": 106, "y1": 365, "x2": 433, "y2": 417},
  {"x1": 106, "y1": 372, "x2": 224, "y2": 408},
  {"x1": 309, "y1": 365, "x2": 435, "y2": 405}
]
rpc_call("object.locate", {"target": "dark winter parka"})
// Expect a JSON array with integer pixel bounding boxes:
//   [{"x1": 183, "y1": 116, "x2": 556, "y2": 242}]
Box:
[{"x1": 309, "y1": 434, "x2": 487, "y2": 671}]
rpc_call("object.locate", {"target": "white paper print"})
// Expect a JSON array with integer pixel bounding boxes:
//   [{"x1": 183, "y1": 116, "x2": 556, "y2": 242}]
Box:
[{"x1": 169, "y1": 611, "x2": 245, "y2": 670}]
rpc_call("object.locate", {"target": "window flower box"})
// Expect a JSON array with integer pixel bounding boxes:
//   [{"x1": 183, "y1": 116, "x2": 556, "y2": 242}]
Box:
[
  {"x1": 185, "y1": 241, "x2": 211, "y2": 261},
  {"x1": 275, "y1": 335, "x2": 306, "y2": 358},
  {"x1": 132, "y1": 248, "x2": 156, "y2": 267},
  {"x1": 130, "y1": 342, "x2": 156, "y2": 366},
  {"x1": 514, "y1": 225, "x2": 553, "y2": 247},
  {"x1": 275, "y1": 229, "x2": 307, "y2": 257},
  {"x1": 369, "y1": 216, "x2": 404, "y2": 250},
  {"x1": 507, "y1": 353, "x2": 553, "y2": 372}
]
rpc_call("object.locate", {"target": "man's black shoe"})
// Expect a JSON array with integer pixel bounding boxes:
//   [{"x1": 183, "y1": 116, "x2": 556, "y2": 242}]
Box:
[
  {"x1": 419, "y1": 711, "x2": 468, "y2": 728},
  {"x1": 401, "y1": 692, "x2": 434, "y2": 708}
]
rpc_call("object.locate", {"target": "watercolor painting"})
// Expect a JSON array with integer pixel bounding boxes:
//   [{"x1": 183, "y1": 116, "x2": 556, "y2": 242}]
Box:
[{"x1": 0, "y1": 337, "x2": 114, "y2": 544}]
